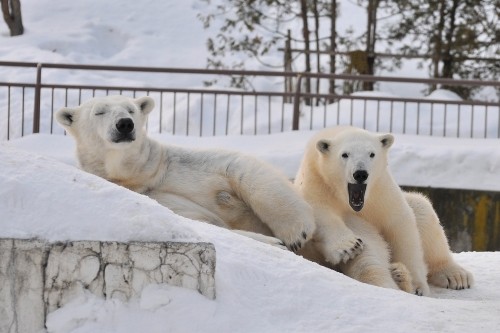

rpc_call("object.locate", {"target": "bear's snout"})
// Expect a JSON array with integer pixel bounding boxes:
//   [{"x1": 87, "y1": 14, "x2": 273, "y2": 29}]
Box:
[
  {"x1": 116, "y1": 118, "x2": 135, "y2": 134},
  {"x1": 353, "y1": 170, "x2": 368, "y2": 184}
]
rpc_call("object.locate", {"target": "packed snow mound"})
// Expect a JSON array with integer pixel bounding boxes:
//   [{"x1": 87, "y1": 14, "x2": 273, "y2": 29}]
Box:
[
  {"x1": 0, "y1": 145, "x2": 201, "y2": 243},
  {"x1": 1, "y1": 136, "x2": 500, "y2": 333},
  {"x1": 426, "y1": 89, "x2": 463, "y2": 101}
]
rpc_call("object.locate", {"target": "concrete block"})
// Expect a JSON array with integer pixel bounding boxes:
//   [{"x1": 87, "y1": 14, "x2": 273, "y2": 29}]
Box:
[{"x1": 0, "y1": 238, "x2": 216, "y2": 332}]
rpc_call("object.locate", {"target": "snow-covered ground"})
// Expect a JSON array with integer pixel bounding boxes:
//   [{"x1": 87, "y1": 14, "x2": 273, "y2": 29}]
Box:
[
  {"x1": 2, "y1": 133, "x2": 500, "y2": 333},
  {"x1": 1, "y1": 1, "x2": 499, "y2": 332}
]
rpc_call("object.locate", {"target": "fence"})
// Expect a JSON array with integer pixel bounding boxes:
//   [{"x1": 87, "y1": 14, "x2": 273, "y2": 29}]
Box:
[{"x1": 1, "y1": 61, "x2": 499, "y2": 140}]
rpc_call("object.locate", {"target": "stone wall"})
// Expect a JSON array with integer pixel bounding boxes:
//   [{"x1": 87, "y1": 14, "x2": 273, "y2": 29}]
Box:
[
  {"x1": 402, "y1": 186, "x2": 500, "y2": 252},
  {"x1": 0, "y1": 238, "x2": 216, "y2": 333}
]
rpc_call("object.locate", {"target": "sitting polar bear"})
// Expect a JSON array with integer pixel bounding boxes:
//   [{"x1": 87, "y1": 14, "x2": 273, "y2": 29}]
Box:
[
  {"x1": 55, "y1": 95, "x2": 315, "y2": 250},
  {"x1": 295, "y1": 126, "x2": 473, "y2": 296}
]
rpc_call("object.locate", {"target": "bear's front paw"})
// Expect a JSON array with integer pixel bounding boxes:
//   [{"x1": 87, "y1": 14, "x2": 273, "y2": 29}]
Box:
[
  {"x1": 324, "y1": 234, "x2": 364, "y2": 265},
  {"x1": 277, "y1": 218, "x2": 316, "y2": 253},
  {"x1": 283, "y1": 230, "x2": 313, "y2": 253},
  {"x1": 428, "y1": 263, "x2": 474, "y2": 290}
]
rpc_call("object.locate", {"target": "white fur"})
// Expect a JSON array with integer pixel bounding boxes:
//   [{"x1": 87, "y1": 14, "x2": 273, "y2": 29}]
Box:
[
  {"x1": 296, "y1": 126, "x2": 473, "y2": 295},
  {"x1": 56, "y1": 95, "x2": 315, "y2": 250}
]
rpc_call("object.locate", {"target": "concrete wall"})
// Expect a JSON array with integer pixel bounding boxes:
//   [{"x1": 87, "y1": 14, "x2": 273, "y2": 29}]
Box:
[
  {"x1": 0, "y1": 239, "x2": 216, "y2": 333},
  {"x1": 402, "y1": 186, "x2": 500, "y2": 252}
]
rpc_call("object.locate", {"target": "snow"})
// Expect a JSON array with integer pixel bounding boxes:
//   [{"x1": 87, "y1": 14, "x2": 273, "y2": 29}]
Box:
[
  {"x1": 7, "y1": 132, "x2": 500, "y2": 192},
  {"x1": 1, "y1": 0, "x2": 500, "y2": 332},
  {"x1": 2, "y1": 131, "x2": 500, "y2": 333},
  {"x1": 0, "y1": 146, "x2": 200, "y2": 244},
  {"x1": 1, "y1": 143, "x2": 500, "y2": 333}
]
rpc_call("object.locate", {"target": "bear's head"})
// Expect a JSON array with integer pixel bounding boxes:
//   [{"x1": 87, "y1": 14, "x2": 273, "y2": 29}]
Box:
[
  {"x1": 315, "y1": 127, "x2": 394, "y2": 212},
  {"x1": 55, "y1": 95, "x2": 155, "y2": 149}
]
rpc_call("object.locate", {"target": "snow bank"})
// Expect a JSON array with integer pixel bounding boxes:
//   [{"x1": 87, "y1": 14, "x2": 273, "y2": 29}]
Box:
[{"x1": 0, "y1": 145, "x2": 200, "y2": 243}]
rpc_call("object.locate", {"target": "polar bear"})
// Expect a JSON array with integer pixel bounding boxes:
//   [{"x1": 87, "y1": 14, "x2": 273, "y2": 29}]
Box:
[
  {"x1": 295, "y1": 126, "x2": 473, "y2": 295},
  {"x1": 55, "y1": 95, "x2": 315, "y2": 250}
]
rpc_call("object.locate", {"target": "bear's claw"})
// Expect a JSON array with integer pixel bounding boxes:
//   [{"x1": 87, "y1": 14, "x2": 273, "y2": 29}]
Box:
[
  {"x1": 325, "y1": 234, "x2": 364, "y2": 265},
  {"x1": 274, "y1": 219, "x2": 315, "y2": 253},
  {"x1": 428, "y1": 263, "x2": 473, "y2": 290},
  {"x1": 287, "y1": 240, "x2": 304, "y2": 252}
]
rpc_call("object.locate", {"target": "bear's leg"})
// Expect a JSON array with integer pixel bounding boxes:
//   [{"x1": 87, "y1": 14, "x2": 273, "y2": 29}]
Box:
[
  {"x1": 382, "y1": 209, "x2": 431, "y2": 296},
  {"x1": 232, "y1": 230, "x2": 288, "y2": 250},
  {"x1": 338, "y1": 217, "x2": 402, "y2": 291},
  {"x1": 215, "y1": 190, "x2": 311, "y2": 251},
  {"x1": 405, "y1": 192, "x2": 474, "y2": 290},
  {"x1": 148, "y1": 191, "x2": 230, "y2": 227},
  {"x1": 151, "y1": 191, "x2": 289, "y2": 250},
  {"x1": 390, "y1": 262, "x2": 414, "y2": 293},
  {"x1": 225, "y1": 158, "x2": 316, "y2": 252}
]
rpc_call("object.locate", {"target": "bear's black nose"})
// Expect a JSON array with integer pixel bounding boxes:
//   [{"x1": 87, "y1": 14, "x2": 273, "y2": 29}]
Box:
[
  {"x1": 116, "y1": 118, "x2": 134, "y2": 134},
  {"x1": 353, "y1": 170, "x2": 368, "y2": 183}
]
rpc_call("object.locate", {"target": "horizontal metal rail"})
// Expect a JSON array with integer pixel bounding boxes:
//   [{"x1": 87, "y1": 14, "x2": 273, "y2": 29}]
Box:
[
  {"x1": 2, "y1": 60, "x2": 499, "y2": 87},
  {"x1": 0, "y1": 61, "x2": 498, "y2": 140}
]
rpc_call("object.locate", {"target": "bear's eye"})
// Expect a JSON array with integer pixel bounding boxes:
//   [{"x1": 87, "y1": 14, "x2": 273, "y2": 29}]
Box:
[
  {"x1": 370, "y1": 152, "x2": 375, "y2": 158},
  {"x1": 95, "y1": 112, "x2": 105, "y2": 116},
  {"x1": 341, "y1": 153, "x2": 349, "y2": 159}
]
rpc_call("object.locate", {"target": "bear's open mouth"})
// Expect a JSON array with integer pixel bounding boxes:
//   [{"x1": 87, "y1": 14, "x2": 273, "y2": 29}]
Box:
[{"x1": 348, "y1": 183, "x2": 367, "y2": 212}]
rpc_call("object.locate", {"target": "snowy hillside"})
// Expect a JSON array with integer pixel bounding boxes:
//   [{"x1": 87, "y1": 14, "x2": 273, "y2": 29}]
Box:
[{"x1": 1, "y1": 141, "x2": 500, "y2": 333}]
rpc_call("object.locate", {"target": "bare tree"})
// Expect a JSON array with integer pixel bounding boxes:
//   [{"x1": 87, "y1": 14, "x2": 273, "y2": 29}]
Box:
[
  {"x1": 364, "y1": 0, "x2": 379, "y2": 90},
  {"x1": 299, "y1": 0, "x2": 312, "y2": 104},
  {"x1": 441, "y1": 0, "x2": 459, "y2": 79},
  {"x1": 312, "y1": 0, "x2": 321, "y2": 104},
  {"x1": 329, "y1": 0, "x2": 338, "y2": 98},
  {"x1": 1, "y1": 0, "x2": 23, "y2": 36}
]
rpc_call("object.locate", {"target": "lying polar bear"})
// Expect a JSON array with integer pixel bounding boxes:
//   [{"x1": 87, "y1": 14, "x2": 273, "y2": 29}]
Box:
[
  {"x1": 56, "y1": 95, "x2": 315, "y2": 250},
  {"x1": 295, "y1": 126, "x2": 473, "y2": 296}
]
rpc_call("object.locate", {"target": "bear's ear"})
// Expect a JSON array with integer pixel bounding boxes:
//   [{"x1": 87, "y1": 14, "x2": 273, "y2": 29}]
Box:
[
  {"x1": 316, "y1": 139, "x2": 332, "y2": 154},
  {"x1": 55, "y1": 107, "x2": 78, "y2": 127},
  {"x1": 379, "y1": 133, "x2": 394, "y2": 149},
  {"x1": 135, "y1": 96, "x2": 155, "y2": 115}
]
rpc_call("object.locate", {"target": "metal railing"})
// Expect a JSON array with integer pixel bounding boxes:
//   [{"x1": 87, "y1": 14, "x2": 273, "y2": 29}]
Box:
[{"x1": 1, "y1": 61, "x2": 499, "y2": 140}]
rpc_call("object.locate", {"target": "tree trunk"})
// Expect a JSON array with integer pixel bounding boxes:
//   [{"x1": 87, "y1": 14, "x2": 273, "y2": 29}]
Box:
[
  {"x1": 1, "y1": 0, "x2": 23, "y2": 36},
  {"x1": 431, "y1": 0, "x2": 447, "y2": 91},
  {"x1": 364, "y1": 0, "x2": 378, "y2": 91},
  {"x1": 299, "y1": 0, "x2": 312, "y2": 105},
  {"x1": 284, "y1": 30, "x2": 293, "y2": 103},
  {"x1": 329, "y1": 0, "x2": 337, "y2": 102},
  {"x1": 312, "y1": 0, "x2": 321, "y2": 105},
  {"x1": 442, "y1": 0, "x2": 459, "y2": 79}
]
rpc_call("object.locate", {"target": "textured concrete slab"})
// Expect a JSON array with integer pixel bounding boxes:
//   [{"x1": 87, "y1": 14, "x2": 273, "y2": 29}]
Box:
[{"x1": 0, "y1": 238, "x2": 216, "y2": 333}]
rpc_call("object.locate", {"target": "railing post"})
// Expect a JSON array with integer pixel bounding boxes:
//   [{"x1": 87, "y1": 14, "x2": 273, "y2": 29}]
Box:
[
  {"x1": 292, "y1": 74, "x2": 303, "y2": 131},
  {"x1": 33, "y1": 63, "x2": 42, "y2": 134}
]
